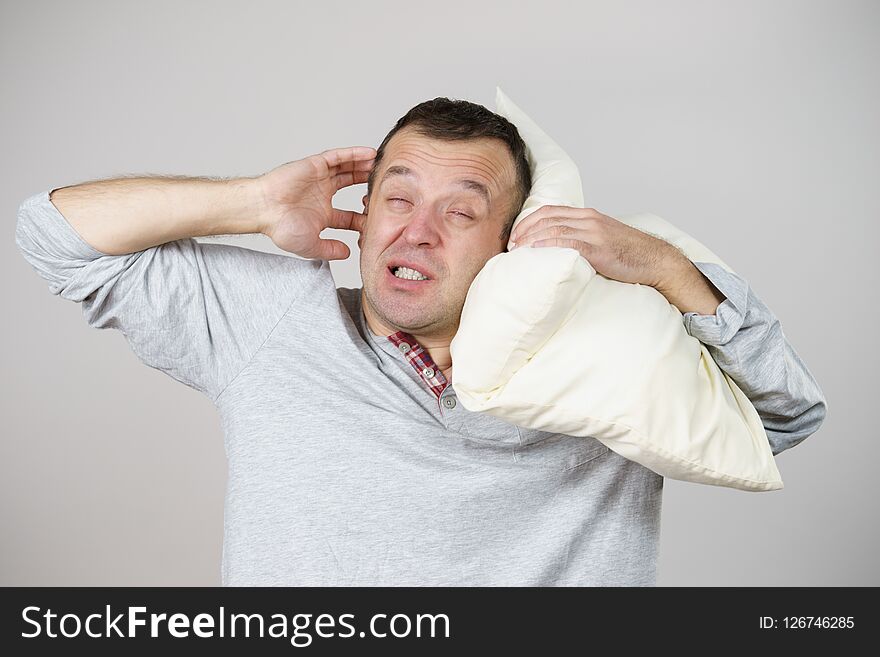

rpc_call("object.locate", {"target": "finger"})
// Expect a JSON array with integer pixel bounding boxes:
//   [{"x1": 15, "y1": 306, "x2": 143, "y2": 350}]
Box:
[
  {"x1": 322, "y1": 146, "x2": 378, "y2": 170},
  {"x1": 332, "y1": 168, "x2": 371, "y2": 192},
  {"x1": 510, "y1": 205, "x2": 560, "y2": 242},
  {"x1": 352, "y1": 156, "x2": 377, "y2": 171},
  {"x1": 315, "y1": 238, "x2": 351, "y2": 262},
  {"x1": 510, "y1": 205, "x2": 587, "y2": 242},
  {"x1": 513, "y1": 222, "x2": 587, "y2": 248},
  {"x1": 328, "y1": 155, "x2": 376, "y2": 176},
  {"x1": 328, "y1": 207, "x2": 367, "y2": 233},
  {"x1": 527, "y1": 237, "x2": 588, "y2": 253}
]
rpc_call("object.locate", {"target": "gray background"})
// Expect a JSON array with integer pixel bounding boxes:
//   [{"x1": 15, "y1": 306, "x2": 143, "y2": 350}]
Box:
[{"x1": 2, "y1": 0, "x2": 875, "y2": 586}]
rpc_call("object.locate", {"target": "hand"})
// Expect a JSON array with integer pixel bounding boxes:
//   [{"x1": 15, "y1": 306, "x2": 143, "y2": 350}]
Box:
[
  {"x1": 509, "y1": 205, "x2": 680, "y2": 288},
  {"x1": 257, "y1": 146, "x2": 376, "y2": 260}
]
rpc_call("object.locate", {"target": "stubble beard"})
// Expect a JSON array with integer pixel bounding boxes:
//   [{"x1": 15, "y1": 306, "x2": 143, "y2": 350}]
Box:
[{"x1": 363, "y1": 269, "x2": 461, "y2": 336}]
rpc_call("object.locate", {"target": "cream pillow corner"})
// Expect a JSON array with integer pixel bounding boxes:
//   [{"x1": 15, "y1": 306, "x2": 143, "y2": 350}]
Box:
[{"x1": 449, "y1": 86, "x2": 782, "y2": 492}]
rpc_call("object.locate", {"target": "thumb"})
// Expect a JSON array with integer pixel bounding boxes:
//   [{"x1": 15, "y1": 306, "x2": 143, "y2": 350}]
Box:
[
  {"x1": 330, "y1": 207, "x2": 367, "y2": 233},
  {"x1": 316, "y1": 238, "x2": 351, "y2": 262}
]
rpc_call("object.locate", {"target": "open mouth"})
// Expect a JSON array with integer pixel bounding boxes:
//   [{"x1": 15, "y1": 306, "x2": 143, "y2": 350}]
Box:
[
  {"x1": 388, "y1": 265, "x2": 431, "y2": 281},
  {"x1": 387, "y1": 266, "x2": 433, "y2": 290}
]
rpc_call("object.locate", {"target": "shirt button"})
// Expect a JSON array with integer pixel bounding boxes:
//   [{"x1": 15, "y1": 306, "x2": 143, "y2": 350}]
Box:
[
  {"x1": 398, "y1": 343, "x2": 411, "y2": 354},
  {"x1": 442, "y1": 397, "x2": 456, "y2": 409},
  {"x1": 422, "y1": 367, "x2": 435, "y2": 379}
]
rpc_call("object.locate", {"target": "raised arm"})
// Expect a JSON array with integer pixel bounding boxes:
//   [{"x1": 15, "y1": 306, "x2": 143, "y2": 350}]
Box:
[
  {"x1": 510, "y1": 206, "x2": 828, "y2": 457},
  {"x1": 48, "y1": 175, "x2": 266, "y2": 256},
  {"x1": 46, "y1": 143, "x2": 377, "y2": 258},
  {"x1": 15, "y1": 147, "x2": 377, "y2": 401}
]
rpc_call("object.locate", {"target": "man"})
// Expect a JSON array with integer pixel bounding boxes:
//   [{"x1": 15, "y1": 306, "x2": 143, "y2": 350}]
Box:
[{"x1": 15, "y1": 97, "x2": 827, "y2": 586}]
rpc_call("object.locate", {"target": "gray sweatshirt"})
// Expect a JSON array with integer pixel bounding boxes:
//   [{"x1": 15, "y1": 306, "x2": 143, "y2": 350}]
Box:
[{"x1": 14, "y1": 189, "x2": 828, "y2": 586}]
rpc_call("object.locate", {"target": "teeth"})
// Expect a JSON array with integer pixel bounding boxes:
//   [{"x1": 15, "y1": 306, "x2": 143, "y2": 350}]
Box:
[{"x1": 393, "y1": 266, "x2": 428, "y2": 281}]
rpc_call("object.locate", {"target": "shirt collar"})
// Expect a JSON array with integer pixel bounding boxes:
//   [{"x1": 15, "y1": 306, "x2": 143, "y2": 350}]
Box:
[{"x1": 358, "y1": 305, "x2": 450, "y2": 399}]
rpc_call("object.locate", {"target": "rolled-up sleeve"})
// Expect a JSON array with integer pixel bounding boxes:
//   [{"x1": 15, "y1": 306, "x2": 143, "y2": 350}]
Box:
[
  {"x1": 15, "y1": 189, "x2": 326, "y2": 402},
  {"x1": 682, "y1": 261, "x2": 828, "y2": 456}
]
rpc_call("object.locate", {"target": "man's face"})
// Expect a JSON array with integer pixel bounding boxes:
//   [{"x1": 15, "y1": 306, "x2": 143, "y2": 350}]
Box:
[{"x1": 358, "y1": 127, "x2": 518, "y2": 339}]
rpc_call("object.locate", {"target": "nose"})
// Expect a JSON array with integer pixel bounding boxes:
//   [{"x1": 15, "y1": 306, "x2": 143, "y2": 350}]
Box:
[{"x1": 400, "y1": 206, "x2": 442, "y2": 248}]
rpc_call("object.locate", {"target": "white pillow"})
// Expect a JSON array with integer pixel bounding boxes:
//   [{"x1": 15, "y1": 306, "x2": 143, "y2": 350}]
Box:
[{"x1": 449, "y1": 86, "x2": 782, "y2": 492}]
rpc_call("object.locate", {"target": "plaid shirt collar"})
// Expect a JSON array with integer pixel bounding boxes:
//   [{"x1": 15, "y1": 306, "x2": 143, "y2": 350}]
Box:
[{"x1": 385, "y1": 331, "x2": 450, "y2": 400}]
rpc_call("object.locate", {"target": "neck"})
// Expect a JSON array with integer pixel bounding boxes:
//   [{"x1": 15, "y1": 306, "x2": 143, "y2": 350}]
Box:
[
  {"x1": 361, "y1": 292, "x2": 454, "y2": 381},
  {"x1": 412, "y1": 337, "x2": 453, "y2": 382}
]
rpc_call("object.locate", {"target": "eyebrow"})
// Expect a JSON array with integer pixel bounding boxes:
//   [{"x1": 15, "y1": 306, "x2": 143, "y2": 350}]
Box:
[{"x1": 380, "y1": 165, "x2": 491, "y2": 208}]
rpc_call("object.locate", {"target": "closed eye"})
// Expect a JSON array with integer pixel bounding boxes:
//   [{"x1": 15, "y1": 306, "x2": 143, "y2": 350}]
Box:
[{"x1": 388, "y1": 198, "x2": 473, "y2": 219}]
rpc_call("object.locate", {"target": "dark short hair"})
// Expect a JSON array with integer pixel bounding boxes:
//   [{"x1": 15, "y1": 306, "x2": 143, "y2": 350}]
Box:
[{"x1": 366, "y1": 97, "x2": 532, "y2": 242}]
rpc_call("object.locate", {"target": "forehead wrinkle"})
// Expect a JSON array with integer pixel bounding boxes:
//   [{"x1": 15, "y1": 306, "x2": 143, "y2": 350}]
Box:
[
  {"x1": 380, "y1": 164, "x2": 491, "y2": 208},
  {"x1": 384, "y1": 134, "x2": 510, "y2": 185}
]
